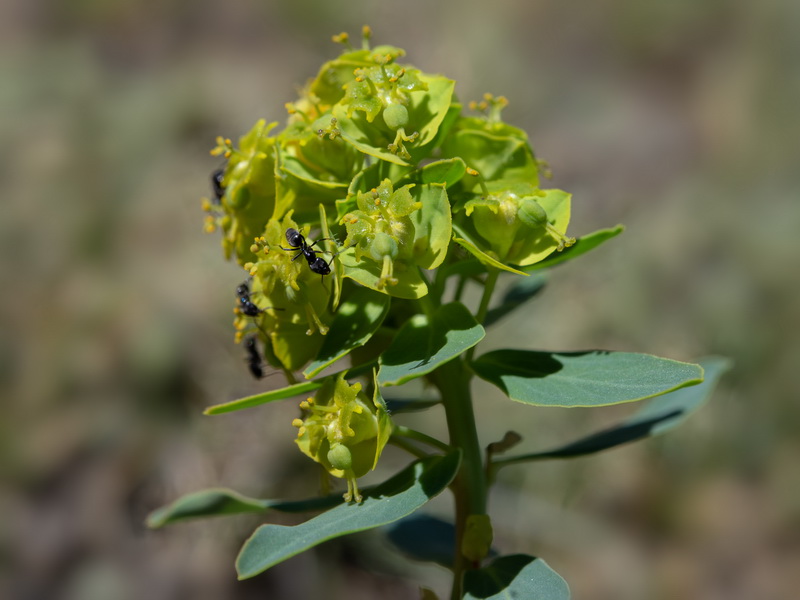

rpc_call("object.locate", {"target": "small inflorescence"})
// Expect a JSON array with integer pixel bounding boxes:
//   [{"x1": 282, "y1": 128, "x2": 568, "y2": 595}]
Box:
[{"x1": 203, "y1": 26, "x2": 578, "y2": 498}]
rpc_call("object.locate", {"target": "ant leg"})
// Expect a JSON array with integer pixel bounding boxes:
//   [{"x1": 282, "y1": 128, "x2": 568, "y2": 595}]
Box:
[{"x1": 307, "y1": 238, "x2": 335, "y2": 251}]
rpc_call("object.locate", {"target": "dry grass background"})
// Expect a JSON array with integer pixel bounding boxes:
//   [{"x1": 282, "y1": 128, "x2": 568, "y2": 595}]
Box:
[{"x1": 2, "y1": 1, "x2": 799, "y2": 598}]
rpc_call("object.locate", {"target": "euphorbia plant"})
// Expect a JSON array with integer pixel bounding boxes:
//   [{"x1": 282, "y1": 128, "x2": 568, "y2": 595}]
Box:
[{"x1": 152, "y1": 27, "x2": 728, "y2": 599}]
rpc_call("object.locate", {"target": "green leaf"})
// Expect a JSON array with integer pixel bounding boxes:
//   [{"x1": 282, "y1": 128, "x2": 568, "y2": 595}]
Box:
[
  {"x1": 401, "y1": 157, "x2": 467, "y2": 188},
  {"x1": 410, "y1": 183, "x2": 452, "y2": 270},
  {"x1": 484, "y1": 272, "x2": 548, "y2": 327},
  {"x1": 339, "y1": 248, "x2": 429, "y2": 299},
  {"x1": 452, "y1": 223, "x2": 527, "y2": 276},
  {"x1": 472, "y1": 350, "x2": 704, "y2": 407},
  {"x1": 146, "y1": 488, "x2": 345, "y2": 529},
  {"x1": 463, "y1": 554, "x2": 570, "y2": 600},
  {"x1": 379, "y1": 302, "x2": 485, "y2": 386},
  {"x1": 509, "y1": 357, "x2": 730, "y2": 462},
  {"x1": 303, "y1": 288, "x2": 391, "y2": 378},
  {"x1": 235, "y1": 451, "x2": 462, "y2": 579},
  {"x1": 204, "y1": 361, "x2": 376, "y2": 415},
  {"x1": 384, "y1": 397, "x2": 441, "y2": 413},
  {"x1": 522, "y1": 225, "x2": 624, "y2": 271}
]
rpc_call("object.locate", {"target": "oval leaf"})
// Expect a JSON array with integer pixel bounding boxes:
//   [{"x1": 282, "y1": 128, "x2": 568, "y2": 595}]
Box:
[
  {"x1": 379, "y1": 302, "x2": 485, "y2": 386},
  {"x1": 236, "y1": 451, "x2": 461, "y2": 579},
  {"x1": 463, "y1": 554, "x2": 570, "y2": 600},
  {"x1": 304, "y1": 288, "x2": 390, "y2": 378},
  {"x1": 472, "y1": 350, "x2": 704, "y2": 407},
  {"x1": 496, "y1": 357, "x2": 730, "y2": 462}
]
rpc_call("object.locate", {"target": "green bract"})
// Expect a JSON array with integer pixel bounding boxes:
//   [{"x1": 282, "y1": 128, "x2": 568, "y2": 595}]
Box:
[
  {"x1": 293, "y1": 372, "x2": 392, "y2": 502},
  {"x1": 166, "y1": 27, "x2": 725, "y2": 600}
]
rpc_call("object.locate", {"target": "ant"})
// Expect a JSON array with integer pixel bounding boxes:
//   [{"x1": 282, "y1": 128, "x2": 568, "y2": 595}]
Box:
[
  {"x1": 210, "y1": 168, "x2": 225, "y2": 204},
  {"x1": 244, "y1": 335, "x2": 264, "y2": 379},
  {"x1": 235, "y1": 281, "x2": 283, "y2": 318},
  {"x1": 280, "y1": 228, "x2": 336, "y2": 277}
]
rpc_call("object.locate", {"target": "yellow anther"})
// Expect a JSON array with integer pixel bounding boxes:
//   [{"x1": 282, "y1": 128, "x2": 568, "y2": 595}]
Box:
[
  {"x1": 332, "y1": 32, "x2": 349, "y2": 44},
  {"x1": 233, "y1": 331, "x2": 243, "y2": 344},
  {"x1": 249, "y1": 266, "x2": 257, "y2": 276},
  {"x1": 201, "y1": 198, "x2": 212, "y2": 211},
  {"x1": 203, "y1": 223, "x2": 216, "y2": 233},
  {"x1": 243, "y1": 262, "x2": 254, "y2": 270},
  {"x1": 285, "y1": 102, "x2": 297, "y2": 114},
  {"x1": 263, "y1": 247, "x2": 269, "y2": 255},
  {"x1": 478, "y1": 101, "x2": 488, "y2": 111},
  {"x1": 225, "y1": 138, "x2": 232, "y2": 145},
  {"x1": 350, "y1": 217, "x2": 358, "y2": 224},
  {"x1": 355, "y1": 76, "x2": 364, "y2": 82},
  {"x1": 292, "y1": 418, "x2": 303, "y2": 428},
  {"x1": 374, "y1": 198, "x2": 381, "y2": 206},
  {"x1": 483, "y1": 92, "x2": 493, "y2": 101},
  {"x1": 250, "y1": 244, "x2": 259, "y2": 253},
  {"x1": 362, "y1": 25, "x2": 372, "y2": 38},
  {"x1": 297, "y1": 426, "x2": 306, "y2": 436},
  {"x1": 468, "y1": 100, "x2": 478, "y2": 110},
  {"x1": 466, "y1": 167, "x2": 480, "y2": 176}
]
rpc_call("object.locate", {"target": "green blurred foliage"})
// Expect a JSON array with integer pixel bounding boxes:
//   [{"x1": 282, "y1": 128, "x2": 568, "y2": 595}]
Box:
[{"x1": 1, "y1": 0, "x2": 798, "y2": 599}]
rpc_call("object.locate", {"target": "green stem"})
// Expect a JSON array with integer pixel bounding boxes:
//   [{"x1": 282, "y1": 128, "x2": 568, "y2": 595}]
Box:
[
  {"x1": 392, "y1": 426, "x2": 452, "y2": 453},
  {"x1": 465, "y1": 268, "x2": 499, "y2": 362},
  {"x1": 433, "y1": 358, "x2": 487, "y2": 600}
]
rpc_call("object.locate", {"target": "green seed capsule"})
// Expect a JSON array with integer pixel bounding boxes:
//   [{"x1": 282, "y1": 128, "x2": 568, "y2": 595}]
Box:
[
  {"x1": 383, "y1": 103, "x2": 409, "y2": 130},
  {"x1": 370, "y1": 231, "x2": 399, "y2": 261},
  {"x1": 518, "y1": 197, "x2": 549, "y2": 229},
  {"x1": 327, "y1": 444, "x2": 353, "y2": 472}
]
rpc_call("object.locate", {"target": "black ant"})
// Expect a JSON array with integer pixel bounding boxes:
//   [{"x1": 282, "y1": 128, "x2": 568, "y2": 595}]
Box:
[
  {"x1": 235, "y1": 281, "x2": 283, "y2": 318},
  {"x1": 210, "y1": 168, "x2": 225, "y2": 204},
  {"x1": 280, "y1": 228, "x2": 336, "y2": 277},
  {"x1": 244, "y1": 335, "x2": 264, "y2": 379}
]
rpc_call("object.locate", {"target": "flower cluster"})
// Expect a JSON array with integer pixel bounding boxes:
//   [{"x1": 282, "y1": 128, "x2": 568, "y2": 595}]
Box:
[{"x1": 202, "y1": 28, "x2": 577, "y2": 493}]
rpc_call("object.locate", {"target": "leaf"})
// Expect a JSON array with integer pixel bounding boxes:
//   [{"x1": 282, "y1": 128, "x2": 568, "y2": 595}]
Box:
[
  {"x1": 384, "y1": 397, "x2": 441, "y2": 413},
  {"x1": 452, "y1": 223, "x2": 527, "y2": 276},
  {"x1": 522, "y1": 225, "x2": 624, "y2": 271},
  {"x1": 204, "y1": 361, "x2": 376, "y2": 415},
  {"x1": 379, "y1": 302, "x2": 485, "y2": 386},
  {"x1": 400, "y1": 157, "x2": 467, "y2": 188},
  {"x1": 463, "y1": 554, "x2": 570, "y2": 600},
  {"x1": 385, "y1": 514, "x2": 458, "y2": 569},
  {"x1": 410, "y1": 183, "x2": 452, "y2": 270},
  {"x1": 303, "y1": 288, "x2": 390, "y2": 378},
  {"x1": 471, "y1": 350, "x2": 704, "y2": 407},
  {"x1": 339, "y1": 248, "x2": 429, "y2": 299},
  {"x1": 484, "y1": 272, "x2": 548, "y2": 327},
  {"x1": 235, "y1": 451, "x2": 462, "y2": 579},
  {"x1": 146, "y1": 489, "x2": 345, "y2": 528},
  {"x1": 502, "y1": 357, "x2": 730, "y2": 461}
]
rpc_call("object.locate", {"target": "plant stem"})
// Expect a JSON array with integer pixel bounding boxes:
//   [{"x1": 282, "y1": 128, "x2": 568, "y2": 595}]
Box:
[
  {"x1": 465, "y1": 268, "x2": 499, "y2": 362},
  {"x1": 433, "y1": 358, "x2": 487, "y2": 600}
]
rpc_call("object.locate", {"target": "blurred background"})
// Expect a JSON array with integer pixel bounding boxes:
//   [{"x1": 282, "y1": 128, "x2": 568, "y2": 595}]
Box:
[{"x1": 2, "y1": 0, "x2": 799, "y2": 598}]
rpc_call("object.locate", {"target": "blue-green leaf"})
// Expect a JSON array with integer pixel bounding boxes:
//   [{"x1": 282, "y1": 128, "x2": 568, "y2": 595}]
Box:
[
  {"x1": 472, "y1": 350, "x2": 703, "y2": 407},
  {"x1": 235, "y1": 452, "x2": 461, "y2": 579},
  {"x1": 146, "y1": 489, "x2": 345, "y2": 528},
  {"x1": 379, "y1": 302, "x2": 485, "y2": 386},
  {"x1": 385, "y1": 514, "x2": 498, "y2": 569},
  {"x1": 496, "y1": 357, "x2": 730, "y2": 463},
  {"x1": 484, "y1": 272, "x2": 548, "y2": 327},
  {"x1": 463, "y1": 554, "x2": 570, "y2": 600},
  {"x1": 304, "y1": 288, "x2": 390, "y2": 378}
]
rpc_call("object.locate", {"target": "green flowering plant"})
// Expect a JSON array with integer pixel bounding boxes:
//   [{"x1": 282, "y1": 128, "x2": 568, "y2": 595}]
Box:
[{"x1": 153, "y1": 27, "x2": 729, "y2": 599}]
